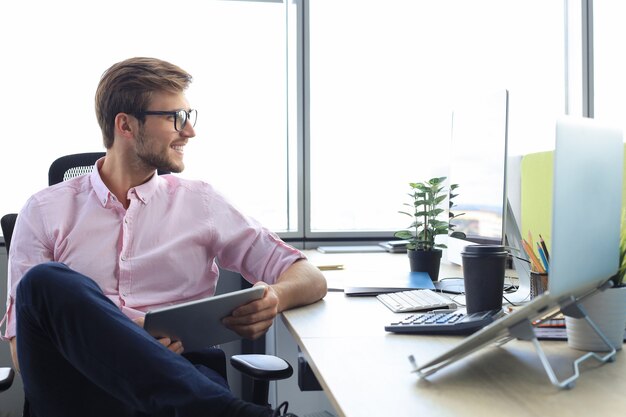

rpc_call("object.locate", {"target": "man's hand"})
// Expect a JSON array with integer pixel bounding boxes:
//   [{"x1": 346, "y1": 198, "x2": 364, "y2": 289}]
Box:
[
  {"x1": 221, "y1": 282, "x2": 279, "y2": 340},
  {"x1": 133, "y1": 316, "x2": 184, "y2": 354}
]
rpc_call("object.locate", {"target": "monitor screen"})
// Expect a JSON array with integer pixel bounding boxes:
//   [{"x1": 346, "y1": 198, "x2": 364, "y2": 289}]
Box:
[{"x1": 447, "y1": 89, "x2": 509, "y2": 265}]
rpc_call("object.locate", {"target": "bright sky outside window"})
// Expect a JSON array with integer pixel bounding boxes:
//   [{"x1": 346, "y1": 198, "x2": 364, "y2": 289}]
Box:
[
  {"x1": 307, "y1": 0, "x2": 564, "y2": 235},
  {"x1": 0, "y1": 0, "x2": 292, "y2": 232}
]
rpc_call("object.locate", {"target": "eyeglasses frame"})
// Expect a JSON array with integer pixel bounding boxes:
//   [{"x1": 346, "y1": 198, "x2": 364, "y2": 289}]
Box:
[{"x1": 134, "y1": 109, "x2": 197, "y2": 132}]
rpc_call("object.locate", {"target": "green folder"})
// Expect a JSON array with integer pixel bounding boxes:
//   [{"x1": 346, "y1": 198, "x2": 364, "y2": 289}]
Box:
[{"x1": 520, "y1": 145, "x2": 626, "y2": 251}]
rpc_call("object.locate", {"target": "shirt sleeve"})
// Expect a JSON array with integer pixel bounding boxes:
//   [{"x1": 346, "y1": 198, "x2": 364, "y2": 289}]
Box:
[
  {"x1": 206, "y1": 186, "x2": 305, "y2": 285},
  {"x1": 2, "y1": 197, "x2": 53, "y2": 340}
]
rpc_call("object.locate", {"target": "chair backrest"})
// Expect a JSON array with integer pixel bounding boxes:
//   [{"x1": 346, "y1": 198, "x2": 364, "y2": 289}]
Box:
[
  {"x1": 48, "y1": 152, "x2": 170, "y2": 186},
  {"x1": 1, "y1": 213, "x2": 17, "y2": 255},
  {"x1": 2, "y1": 153, "x2": 108, "y2": 255},
  {"x1": 3, "y1": 153, "x2": 172, "y2": 254},
  {"x1": 48, "y1": 152, "x2": 106, "y2": 185}
]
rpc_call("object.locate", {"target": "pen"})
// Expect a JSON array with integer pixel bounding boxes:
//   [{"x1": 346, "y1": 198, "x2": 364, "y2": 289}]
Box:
[
  {"x1": 536, "y1": 242, "x2": 549, "y2": 274},
  {"x1": 522, "y1": 238, "x2": 545, "y2": 273},
  {"x1": 317, "y1": 264, "x2": 345, "y2": 271},
  {"x1": 538, "y1": 234, "x2": 550, "y2": 262}
]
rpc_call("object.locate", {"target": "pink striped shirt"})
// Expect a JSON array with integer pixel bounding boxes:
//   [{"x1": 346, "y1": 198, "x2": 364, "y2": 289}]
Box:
[{"x1": 2, "y1": 158, "x2": 304, "y2": 340}]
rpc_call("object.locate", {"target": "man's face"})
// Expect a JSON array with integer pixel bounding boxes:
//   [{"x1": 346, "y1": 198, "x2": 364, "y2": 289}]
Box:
[{"x1": 134, "y1": 92, "x2": 195, "y2": 173}]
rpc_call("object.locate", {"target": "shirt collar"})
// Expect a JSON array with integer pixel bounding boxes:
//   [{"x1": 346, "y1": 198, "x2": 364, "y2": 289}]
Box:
[
  {"x1": 90, "y1": 157, "x2": 162, "y2": 207},
  {"x1": 91, "y1": 157, "x2": 111, "y2": 207},
  {"x1": 132, "y1": 171, "x2": 160, "y2": 204}
]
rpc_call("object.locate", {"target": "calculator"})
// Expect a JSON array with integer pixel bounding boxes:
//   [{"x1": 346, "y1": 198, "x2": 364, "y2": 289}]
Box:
[{"x1": 384, "y1": 309, "x2": 504, "y2": 335}]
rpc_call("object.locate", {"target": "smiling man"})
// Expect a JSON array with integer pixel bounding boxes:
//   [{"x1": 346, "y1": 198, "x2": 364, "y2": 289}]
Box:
[{"x1": 2, "y1": 57, "x2": 326, "y2": 417}]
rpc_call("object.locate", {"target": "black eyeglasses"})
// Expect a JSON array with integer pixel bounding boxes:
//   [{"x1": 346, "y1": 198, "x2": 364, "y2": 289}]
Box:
[{"x1": 134, "y1": 109, "x2": 198, "y2": 132}]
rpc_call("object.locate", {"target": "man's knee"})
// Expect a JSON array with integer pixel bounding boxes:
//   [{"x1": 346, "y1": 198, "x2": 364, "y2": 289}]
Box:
[
  {"x1": 19, "y1": 262, "x2": 69, "y2": 290},
  {"x1": 17, "y1": 262, "x2": 94, "y2": 299}
]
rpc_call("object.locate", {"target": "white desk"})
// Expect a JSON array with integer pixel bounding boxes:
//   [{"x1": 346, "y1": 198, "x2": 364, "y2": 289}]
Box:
[
  {"x1": 281, "y1": 251, "x2": 626, "y2": 417},
  {"x1": 306, "y1": 250, "x2": 467, "y2": 291}
]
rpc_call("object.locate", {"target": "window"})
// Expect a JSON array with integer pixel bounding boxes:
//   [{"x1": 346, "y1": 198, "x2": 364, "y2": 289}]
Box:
[
  {"x1": 592, "y1": 0, "x2": 626, "y2": 125},
  {"x1": 0, "y1": 1, "x2": 593, "y2": 244},
  {"x1": 306, "y1": 0, "x2": 565, "y2": 237},
  {"x1": 0, "y1": 0, "x2": 294, "y2": 232}
]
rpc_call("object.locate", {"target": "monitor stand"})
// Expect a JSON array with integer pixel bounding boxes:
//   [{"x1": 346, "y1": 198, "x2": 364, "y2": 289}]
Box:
[{"x1": 503, "y1": 200, "x2": 532, "y2": 303}]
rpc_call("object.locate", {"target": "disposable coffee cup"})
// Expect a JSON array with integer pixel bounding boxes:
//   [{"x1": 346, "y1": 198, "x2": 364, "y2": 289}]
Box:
[{"x1": 461, "y1": 245, "x2": 508, "y2": 314}]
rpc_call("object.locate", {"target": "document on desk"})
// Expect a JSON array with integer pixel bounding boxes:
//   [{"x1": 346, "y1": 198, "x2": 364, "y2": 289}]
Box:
[{"x1": 344, "y1": 271, "x2": 435, "y2": 296}]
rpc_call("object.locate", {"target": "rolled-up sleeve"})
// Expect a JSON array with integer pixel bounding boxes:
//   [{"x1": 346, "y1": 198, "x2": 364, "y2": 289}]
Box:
[
  {"x1": 208, "y1": 188, "x2": 304, "y2": 284},
  {"x1": 2, "y1": 198, "x2": 53, "y2": 341}
]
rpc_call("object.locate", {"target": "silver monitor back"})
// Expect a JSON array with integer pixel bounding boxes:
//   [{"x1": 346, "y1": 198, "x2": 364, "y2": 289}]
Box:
[{"x1": 549, "y1": 116, "x2": 623, "y2": 297}]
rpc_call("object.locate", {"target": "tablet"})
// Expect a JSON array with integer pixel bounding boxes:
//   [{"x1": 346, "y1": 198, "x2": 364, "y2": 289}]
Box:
[{"x1": 144, "y1": 286, "x2": 265, "y2": 351}]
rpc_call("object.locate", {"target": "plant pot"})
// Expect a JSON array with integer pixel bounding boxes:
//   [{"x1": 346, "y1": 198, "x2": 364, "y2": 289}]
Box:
[
  {"x1": 565, "y1": 285, "x2": 626, "y2": 351},
  {"x1": 407, "y1": 249, "x2": 442, "y2": 281}
]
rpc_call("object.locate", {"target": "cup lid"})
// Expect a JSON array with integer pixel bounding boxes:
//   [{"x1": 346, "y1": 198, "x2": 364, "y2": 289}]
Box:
[{"x1": 461, "y1": 245, "x2": 507, "y2": 255}]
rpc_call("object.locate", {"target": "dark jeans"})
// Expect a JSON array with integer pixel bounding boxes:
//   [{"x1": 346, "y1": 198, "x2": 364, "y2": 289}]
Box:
[{"x1": 15, "y1": 262, "x2": 261, "y2": 417}]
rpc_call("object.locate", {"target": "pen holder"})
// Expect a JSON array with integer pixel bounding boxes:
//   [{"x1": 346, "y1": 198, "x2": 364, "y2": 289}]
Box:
[{"x1": 530, "y1": 272, "x2": 549, "y2": 299}]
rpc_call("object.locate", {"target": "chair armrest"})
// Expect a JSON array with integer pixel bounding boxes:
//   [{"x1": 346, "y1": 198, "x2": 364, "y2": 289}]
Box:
[
  {"x1": 230, "y1": 354, "x2": 293, "y2": 381},
  {"x1": 0, "y1": 367, "x2": 15, "y2": 392}
]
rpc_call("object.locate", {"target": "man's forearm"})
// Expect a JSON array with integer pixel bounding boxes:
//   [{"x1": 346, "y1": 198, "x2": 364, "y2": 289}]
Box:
[{"x1": 273, "y1": 259, "x2": 327, "y2": 312}]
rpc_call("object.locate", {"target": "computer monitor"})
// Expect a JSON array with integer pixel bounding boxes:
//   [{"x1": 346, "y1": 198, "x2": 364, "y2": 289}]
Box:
[{"x1": 446, "y1": 89, "x2": 509, "y2": 266}]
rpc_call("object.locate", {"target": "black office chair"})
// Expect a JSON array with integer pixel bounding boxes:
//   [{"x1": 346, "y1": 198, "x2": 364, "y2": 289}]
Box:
[
  {"x1": 0, "y1": 367, "x2": 15, "y2": 392},
  {"x1": 2, "y1": 152, "x2": 293, "y2": 413},
  {"x1": 1, "y1": 215, "x2": 17, "y2": 396}
]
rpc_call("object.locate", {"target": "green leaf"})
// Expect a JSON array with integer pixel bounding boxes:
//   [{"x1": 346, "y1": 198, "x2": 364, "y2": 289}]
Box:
[
  {"x1": 429, "y1": 177, "x2": 446, "y2": 185},
  {"x1": 394, "y1": 230, "x2": 414, "y2": 240},
  {"x1": 449, "y1": 212, "x2": 466, "y2": 219},
  {"x1": 429, "y1": 208, "x2": 445, "y2": 217}
]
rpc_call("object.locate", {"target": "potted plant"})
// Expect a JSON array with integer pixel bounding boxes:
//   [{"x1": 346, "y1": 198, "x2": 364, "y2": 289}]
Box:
[
  {"x1": 394, "y1": 177, "x2": 463, "y2": 280},
  {"x1": 565, "y1": 209, "x2": 626, "y2": 351}
]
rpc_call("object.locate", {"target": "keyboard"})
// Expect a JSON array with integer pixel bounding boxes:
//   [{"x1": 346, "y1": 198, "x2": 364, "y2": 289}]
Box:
[
  {"x1": 376, "y1": 289, "x2": 457, "y2": 313},
  {"x1": 385, "y1": 309, "x2": 504, "y2": 335}
]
